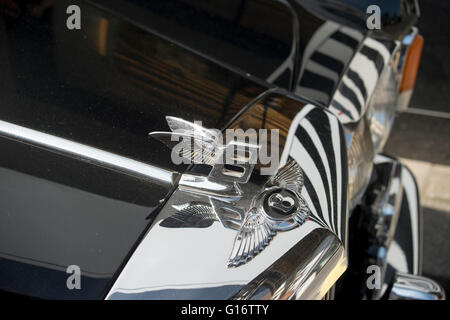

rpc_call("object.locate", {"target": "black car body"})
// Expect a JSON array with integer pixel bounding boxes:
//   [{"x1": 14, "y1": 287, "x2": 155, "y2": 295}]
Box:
[{"x1": 0, "y1": 0, "x2": 444, "y2": 300}]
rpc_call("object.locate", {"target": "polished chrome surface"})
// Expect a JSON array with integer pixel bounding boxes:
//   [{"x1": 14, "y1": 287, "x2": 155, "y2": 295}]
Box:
[
  {"x1": 160, "y1": 202, "x2": 217, "y2": 229},
  {"x1": 107, "y1": 101, "x2": 349, "y2": 300},
  {"x1": 0, "y1": 120, "x2": 176, "y2": 185},
  {"x1": 389, "y1": 272, "x2": 446, "y2": 300},
  {"x1": 149, "y1": 116, "x2": 221, "y2": 166},
  {"x1": 355, "y1": 155, "x2": 425, "y2": 299},
  {"x1": 232, "y1": 228, "x2": 346, "y2": 300},
  {"x1": 152, "y1": 116, "x2": 310, "y2": 268},
  {"x1": 227, "y1": 161, "x2": 310, "y2": 267},
  {"x1": 371, "y1": 161, "x2": 403, "y2": 249},
  {"x1": 107, "y1": 187, "x2": 328, "y2": 300},
  {"x1": 207, "y1": 141, "x2": 258, "y2": 184},
  {"x1": 367, "y1": 64, "x2": 399, "y2": 154},
  {"x1": 325, "y1": 31, "x2": 402, "y2": 210},
  {"x1": 347, "y1": 117, "x2": 375, "y2": 209},
  {"x1": 328, "y1": 36, "x2": 393, "y2": 125},
  {"x1": 178, "y1": 174, "x2": 242, "y2": 199},
  {"x1": 376, "y1": 155, "x2": 421, "y2": 276},
  {"x1": 151, "y1": 115, "x2": 258, "y2": 184},
  {"x1": 367, "y1": 159, "x2": 404, "y2": 299}
]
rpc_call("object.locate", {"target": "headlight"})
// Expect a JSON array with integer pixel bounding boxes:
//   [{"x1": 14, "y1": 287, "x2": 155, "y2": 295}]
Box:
[
  {"x1": 348, "y1": 63, "x2": 399, "y2": 208},
  {"x1": 366, "y1": 65, "x2": 398, "y2": 154},
  {"x1": 347, "y1": 116, "x2": 375, "y2": 209}
]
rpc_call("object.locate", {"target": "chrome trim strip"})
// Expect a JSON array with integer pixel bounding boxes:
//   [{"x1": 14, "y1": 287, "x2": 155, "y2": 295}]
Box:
[
  {"x1": 0, "y1": 120, "x2": 175, "y2": 184},
  {"x1": 179, "y1": 174, "x2": 242, "y2": 199},
  {"x1": 371, "y1": 161, "x2": 403, "y2": 249},
  {"x1": 232, "y1": 228, "x2": 346, "y2": 300},
  {"x1": 401, "y1": 165, "x2": 421, "y2": 275},
  {"x1": 375, "y1": 154, "x2": 421, "y2": 275}
]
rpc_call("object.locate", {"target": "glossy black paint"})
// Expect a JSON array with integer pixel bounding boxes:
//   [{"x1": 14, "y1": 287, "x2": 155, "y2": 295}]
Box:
[
  {"x1": 0, "y1": 135, "x2": 169, "y2": 299},
  {"x1": 0, "y1": 0, "x2": 268, "y2": 299},
  {"x1": 297, "y1": 0, "x2": 419, "y2": 38},
  {"x1": 0, "y1": 0, "x2": 268, "y2": 170},
  {"x1": 0, "y1": 0, "x2": 417, "y2": 299}
]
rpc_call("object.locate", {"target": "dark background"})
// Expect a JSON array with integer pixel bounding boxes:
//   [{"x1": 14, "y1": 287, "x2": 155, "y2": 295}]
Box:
[{"x1": 384, "y1": 0, "x2": 450, "y2": 295}]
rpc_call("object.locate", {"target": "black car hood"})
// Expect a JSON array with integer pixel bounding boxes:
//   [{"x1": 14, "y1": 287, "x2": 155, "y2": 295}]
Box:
[
  {"x1": 1, "y1": 0, "x2": 407, "y2": 299},
  {"x1": 0, "y1": 1, "x2": 266, "y2": 299}
]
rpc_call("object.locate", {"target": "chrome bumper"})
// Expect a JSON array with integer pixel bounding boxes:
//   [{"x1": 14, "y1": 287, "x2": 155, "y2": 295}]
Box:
[
  {"x1": 389, "y1": 272, "x2": 446, "y2": 300},
  {"x1": 368, "y1": 155, "x2": 445, "y2": 300}
]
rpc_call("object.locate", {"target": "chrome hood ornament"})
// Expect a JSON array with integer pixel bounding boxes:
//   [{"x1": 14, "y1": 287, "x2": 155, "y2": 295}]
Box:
[
  {"x1": 228, "y1": 160, "x2": 309, "y2": 267},
  {"x1": 150, "y1": 116, "x2": 309, "y2": 268},
  {"x1": 149, "y1": 116, "x2": 222, "y2": 166},
  {"x1": 149, "y1": 116, "x2": 258, "y2": 183}
]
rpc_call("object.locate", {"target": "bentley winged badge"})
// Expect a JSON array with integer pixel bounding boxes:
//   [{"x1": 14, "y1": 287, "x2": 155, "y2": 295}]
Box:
[
  {"x1": 228, "y1": 160, "x2": 309, "y2": 267},
  {"x1": 150, "y1": 116, "x2": 309, "y2": 267}
]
